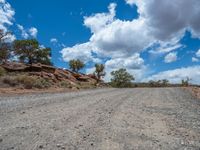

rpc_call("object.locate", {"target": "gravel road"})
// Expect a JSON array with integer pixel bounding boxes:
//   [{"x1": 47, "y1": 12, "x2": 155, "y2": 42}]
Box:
[{"x1": 0, "y1": 88, "x2": 200, "y2": 150}]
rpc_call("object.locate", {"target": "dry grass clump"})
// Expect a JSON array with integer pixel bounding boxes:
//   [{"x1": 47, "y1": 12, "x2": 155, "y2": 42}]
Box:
[
  {"x1": 2, "y1": 76, "x2": 18, "y2": 87},
  {"x1": 33, "y1": 78, "x2": 52, "y2": 89},
  {"x1": 78, "y1": 82, "x2": 96, "y2": 89},
  {"x1": 0, "y1": 66, "x2": 6, "y2": 77},
  {"x1": 2, "y1": 74, "x2": 52, "y2": 89},
  {"x1": 58, "y1": 81, "x2": 72, "y2": 88}
]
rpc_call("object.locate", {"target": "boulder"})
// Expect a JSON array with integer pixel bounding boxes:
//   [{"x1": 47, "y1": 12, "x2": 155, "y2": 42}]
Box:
[
  {"x1": 41, "y1": 64, "x2": 56, "y2": 73},
  {"x1": 27, "y1": 64, "x2": 42, "y2": 72},
  {"x1": 54, "y1": 69, "x2": 78, "y2": 82},
  {"x1": 77, "y1": 76, "x2": 90, "y2": 82},
  {"x1": 1, "y1": 62, "x2": 28, "y2": 71},
  {"x1": 87, "y1": 74, "x2": 98, "y2": 80}
]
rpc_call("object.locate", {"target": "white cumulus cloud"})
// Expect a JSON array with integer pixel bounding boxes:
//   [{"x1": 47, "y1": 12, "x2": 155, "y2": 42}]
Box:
[
  {"x1": 192, "y1": 57, "x2": 199, "y2": 62},
  {"x1": 144, "y1": 66, "x2": 200, "y2": 84},
  {"x1": 62, "y1": 3, "x2": 149, "y2": 81},
  {"x1": 127, "y1": 0, "x2": 200, "y2": 40},
  {"x1": 61, "y1": 0, "x2": 200, "y2": 81},
  {"x1": 149, "y1": 42, "x2": 183, "y2": 54},
  {"x1": 104, "y1": 53, "x2": 146, "y2": 81},
  {"x1": 29, "y1": 27, "x2": 38, "y2": 38},
  {"x1": 17, "y1": 24, "x2": 29, "y2": 39},
  {"x1": 84, "y1": 3, "x2": 116, "y2": 33},
  {"x1": 105, "y1": 53, "x2": 144, "y2": 70},
  {"x1": 61, "y1": 42, "x2": 101, "y2": 63},
  {"x1": 86, "y1": 67, "x2": 96, "y2": 74},
  {"x1": 50, "y1": 38, "x2": 58, "y2": 43},
  {"x1": 0, "y1": 0, "x2": 15, "y2": 31},
  {"x1": 17, "y1": 24, "x2": 38, "y2": 39},
  {"x1": 164, "y1": 52, "x2": 178, "y2": 63},
  {"x1": 196, "y1": 49, "x2": 200, "y2": 57},
  {"x1": 0, "y1": 0, "x2": 15, "y2": 42}
]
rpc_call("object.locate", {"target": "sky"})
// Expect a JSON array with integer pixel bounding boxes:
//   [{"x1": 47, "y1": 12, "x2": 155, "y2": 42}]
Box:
[{"x1": 1, "y1": 0, "x2": 200, "y2": 84}]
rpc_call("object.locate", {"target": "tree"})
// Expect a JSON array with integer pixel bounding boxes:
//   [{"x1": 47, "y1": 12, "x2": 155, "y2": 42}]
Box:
[
  {"x1": 110, "y1": 68, "x2": 134, "y2": 88},
  {"x1": 162, "y1": 79, "x2": 169, "y2": 86},
  {"x1": 0, "y1": 43, "x2": 10, "y2": 64},
  {"x1": 0, "y1": 30, "x2": 11, "y2": 64},
  {"x1": 181, "y1": 77, "x2": 190, "y2": 87},
  {"x1": 69, "y1": 59, "x2": 85, "y2": 73},
  {"x1": 13, "y1": 39, "x2": 52, "y2": 65},
  {"x1": 35, "y1": 48, "x2": 52, "y2": 65},
  {"x1": 148, "y1": 79, "x2": 169, "y2": 87},
  {"x1": 149, "y1": 80, "x2": 156, "y2": 87},
  {"x1": 94, "y1": 64, "x2": 106, "y2": 82}
]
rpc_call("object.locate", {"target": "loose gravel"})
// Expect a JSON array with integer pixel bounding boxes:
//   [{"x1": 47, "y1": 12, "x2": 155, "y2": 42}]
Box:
[{"x1": 0, "y1": 88, "x2": 200, "y2": 150}]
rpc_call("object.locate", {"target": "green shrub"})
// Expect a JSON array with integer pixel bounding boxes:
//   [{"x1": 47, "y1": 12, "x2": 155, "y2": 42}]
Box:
[
  {"x1": 2, "y1": 74, "x2": 52, "y2": 89},
  {"x1": 59, "y1": 81, "x2": 72, "y2": 88},
  {"x1": 33, "y1": 78, "x2": 52, "y2": 89},
  {"x1": 2, "y1": 76, "x2": 18, "y2": 86},
  {"x1": 110, "y1": 68, "x2": 134, "y2": 88},
  {"x1": 0, "y1": 66, "x2": 6, "y2": 76},
  {"x1": 181, "y1": 77, "x2": 190, "y2": 87},
  {"x1": 78, "y1": 82, "x2": 96, "y2": 89},
  {"x1": 15, "y1": 75, "x2": 36, "y2": 89}
]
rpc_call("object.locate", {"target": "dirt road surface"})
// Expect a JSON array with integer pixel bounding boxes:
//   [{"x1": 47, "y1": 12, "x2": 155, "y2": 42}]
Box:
[{"x1": 0, "y1": 88, "x2": 200, "y2": 150}]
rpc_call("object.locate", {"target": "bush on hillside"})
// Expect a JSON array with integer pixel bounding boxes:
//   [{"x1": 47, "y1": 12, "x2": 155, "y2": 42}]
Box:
[
  {"x1": 0, "y1": 66, "x2": 6, "y2": 76},
  {"x1": 58, "y1": 81, "x2": 72, "y2": 88},
  {"x1": 2, "y1": 74, "x2": 52, "y2": 89},
  {"x1": 33, "y1": 78, "x2": 52, "y2": 89},
  {"x1": 2, "y1": 76, "x2": 18, "y2": 86},
  {"x1": 15, "y1": 75, "x2": 36, "y2": 89}
]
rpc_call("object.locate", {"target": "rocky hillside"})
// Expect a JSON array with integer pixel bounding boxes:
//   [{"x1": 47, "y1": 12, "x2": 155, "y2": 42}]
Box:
[{"x1": 0, "y1": 62, "x2": 102, "y2": 90}]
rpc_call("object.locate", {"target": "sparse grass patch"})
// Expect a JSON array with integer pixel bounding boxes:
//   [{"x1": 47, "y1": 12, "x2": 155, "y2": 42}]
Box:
[
  {"x1": 2, "y1": 74, "x2": 52, "y2": 89},
  {"x1": 15, "y1": 75, "x2": 36, "y2": 89},
  {"x1": 58, "y1": 81, "x2": 72, "y2": 88},
  {"x1": 0, "y1": 66, "x2": 6, "y2": 77},
  {"x1": 33, "y1": 78, "x2": 52, "y2": 89},
  {"x1": 2, "y1": 76, "x2": 18, "y2": 87},
  {"x1": 78, "y1": 82, "x2": 96, "y2": 89}
]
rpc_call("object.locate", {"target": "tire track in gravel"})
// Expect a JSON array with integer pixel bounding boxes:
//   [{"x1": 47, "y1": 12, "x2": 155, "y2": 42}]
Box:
[
  {"x1": 54, "y1": 89, "x2": 145, "y2": 150},
  {"x1": 106, "y1": 88, "x2": 165, "y2": 150},
  {"x1": 28, "y1": 89, "x2": 141, "y2": 150},
  {"x1": 0, "y1": 88, "x2": 117, "y2": 113},
  {"x1": 0, "y1": 89, "x2": 134, "y2": 150},
  {"x1": 0, "y1": 88, "x2": 200, "y2": 150},
  {"x1": 137, "y1": 88, "x2": 200, "y2": 150}
]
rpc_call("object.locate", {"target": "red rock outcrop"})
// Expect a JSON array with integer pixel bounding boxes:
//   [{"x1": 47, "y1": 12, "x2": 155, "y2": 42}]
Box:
[{"x1": 1, "y1": 62, "x2": 99, "y2": 87}]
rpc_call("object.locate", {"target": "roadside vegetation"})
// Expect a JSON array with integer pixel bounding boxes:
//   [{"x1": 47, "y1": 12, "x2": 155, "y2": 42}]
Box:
[
  {"x1": 94, "y1": 64, "x2": 106, "y2": 83},
  {"x1": 0, "y1": 29, "x2": 108, "y2": 90},
  {"x1": 69, "y1": 59, "x2": 85, "y2": 73},
  {"x1": 110, "y1": 68, "x2": 134, "y2": 88},
  {"x1": 1, "y1": 74, "x2": 51, "y2": 89},
  {"x1": 0, "y1": 29, "x2": 197, "y2": 91},
  {"x1": 0, "y1": 66, "x2": 6, "y2": 76}
]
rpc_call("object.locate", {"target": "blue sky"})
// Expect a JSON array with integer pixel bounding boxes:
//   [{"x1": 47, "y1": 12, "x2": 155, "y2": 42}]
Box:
[
  {"x1": 1, "y1": 0, "x2": 200, "y2": 83},
  {"x1": 8, "y1": 0, "x2": 139, "y2": 68}
]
